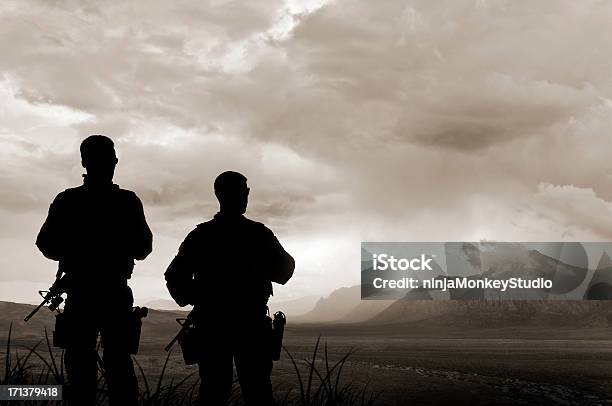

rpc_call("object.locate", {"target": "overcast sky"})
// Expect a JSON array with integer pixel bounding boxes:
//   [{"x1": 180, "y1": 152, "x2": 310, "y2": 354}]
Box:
[{"x1": 2, "y1": 0, "x2": 612, "y2": 304}]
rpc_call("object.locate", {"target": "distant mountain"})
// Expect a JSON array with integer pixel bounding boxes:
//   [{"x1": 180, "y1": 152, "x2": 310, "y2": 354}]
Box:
[
  {"x1": 267, "y1": 295, "x2": 319, "y2": 317},
  {"x1": 369, "y1": 300, "x2": 455, "y2": 324},
  {"x1": 142, "y1": 298, "x2": 183, "y2": 311},
  {"x1": 370, "y1": 247, "x2": 612, "y2": 327},
  {"x1": 341, "y1": 299, "x2": 396, "y2": 323},
  {"x1": 293, "y1": 286, "x2": 393, "y2": 323},
  {"x1": 585, "y1": 251, "x2": 612, "y2": 299},
  {"x1": 371, "y1": 299, "x2": 612, "y2": 328},
  {"x1": 480, "y1": 249, "x2": 588, "y2": 297}
]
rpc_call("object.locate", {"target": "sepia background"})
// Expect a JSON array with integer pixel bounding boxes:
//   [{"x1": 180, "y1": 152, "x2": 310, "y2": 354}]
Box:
[
  {"x1": 3, "y1": 1, "x2": 612, "y2": 405},
  {"x1": 2, "y1": 0, "x2": 612, "y2": 307}
]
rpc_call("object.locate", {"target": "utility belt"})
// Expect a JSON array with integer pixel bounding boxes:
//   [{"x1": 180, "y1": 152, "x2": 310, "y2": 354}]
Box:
[
  {"x1": 53, "y1": 306, "x2": 148, "y2": 354},
  {"x1": 167, "y1": 307, "x2": 287, "y2": 365}
]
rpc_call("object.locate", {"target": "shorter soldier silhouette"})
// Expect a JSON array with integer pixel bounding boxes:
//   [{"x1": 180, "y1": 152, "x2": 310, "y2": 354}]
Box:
[
  {"x1": 36, "y1": 135, "x2": 152, "y2": 405},
  {"x1": 165, "y1": 171, "x2": 294, "y2": 405}
]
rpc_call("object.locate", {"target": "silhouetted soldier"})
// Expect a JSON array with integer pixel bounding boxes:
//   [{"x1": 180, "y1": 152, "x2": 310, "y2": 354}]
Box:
[
  {"x1": 36, "y1": 135, "x2": 152, "y2": 405},
  {"x1": 165, "y1": 171, "x2": 294, "y2": 405}
]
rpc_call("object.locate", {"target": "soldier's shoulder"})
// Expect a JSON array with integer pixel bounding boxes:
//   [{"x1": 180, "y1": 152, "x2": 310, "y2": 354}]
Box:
[
  {"x1": 114, "y1": 187, "x2": 144, "y2": 204},
  {"x1": 54, "y1": 185, "x2": 85, "y2": 202},
  {"x1": 243, "y1": 217, "x2": 274, "y2": 235},
  {"x1": 194, "y1": 219, "x2": 215, "y2": 232},
  {"x1": 180, "y1": 220, "x2": 214, "y2": 245},
  {"x1": 115, "y1": 186, "x2": 139, "y2": 198},
  {"x1": 190, "y1": 220, "x2": 216, "y2": 235},
  {"x1": 60, "y1": 185, "x2": 84, "y2": 195}
]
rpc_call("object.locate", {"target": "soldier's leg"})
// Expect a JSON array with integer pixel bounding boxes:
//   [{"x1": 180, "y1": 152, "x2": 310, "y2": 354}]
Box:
[
  {"x1": 100, "y1": 291, "x2": 139, "y2": 406},
  {"x1": 234, "y1": 320, "x2": 274, "y2": 406},
  {"x1": 197, "y1": 343, "x2": 234, "y2": 405},
  {"x1": 234, "y1": 351, "x2": 273, "y2": 405},
  {"x1": 63, "y1": 313, "x2": 99, "y2": 406},
  {"x1": 101, "y1": 342, "x2": 138, "y2": 405}
]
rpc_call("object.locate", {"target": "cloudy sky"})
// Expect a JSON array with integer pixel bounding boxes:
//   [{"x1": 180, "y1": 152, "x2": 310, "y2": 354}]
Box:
[{"x1": 2, "y1": 0, "x2": 612, "y2": 304}]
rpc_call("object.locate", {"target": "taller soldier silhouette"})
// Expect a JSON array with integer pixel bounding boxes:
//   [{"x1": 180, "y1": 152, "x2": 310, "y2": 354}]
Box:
[
  {"x1": 165, "y1": 171, "x2": 294, "y2": 405},
  {"x1": 36, "y1": 135, "x2": 152, "y2": 405}
]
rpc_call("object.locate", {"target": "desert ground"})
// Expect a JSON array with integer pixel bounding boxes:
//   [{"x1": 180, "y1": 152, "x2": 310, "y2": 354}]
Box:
[
  {"x1": 281, "y1": 324, "x2": 612, "y2": 405},
  {"x1": 2, "y1": 300, "x2": 612, "y2": 405}
]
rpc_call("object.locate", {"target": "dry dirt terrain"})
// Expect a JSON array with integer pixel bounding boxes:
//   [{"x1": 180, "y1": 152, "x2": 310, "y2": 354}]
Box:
[{"x1": 2, "y1": 301, "x2": 612, "y2": 405}]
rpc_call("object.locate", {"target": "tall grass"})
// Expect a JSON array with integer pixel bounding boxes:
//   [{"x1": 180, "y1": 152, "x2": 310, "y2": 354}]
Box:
[
  {"x1": 133, "y1": 350, "x2": 199, "y2": 405},
  {"x1": 1, "y1": 326, "x2": 377, "y2": 405},
  {"x1": 0, "y1": 323, "x2": 64, "y2": 405},
  {"x1": 282, "y1": 336, "x2": 378, "y2": 406}
]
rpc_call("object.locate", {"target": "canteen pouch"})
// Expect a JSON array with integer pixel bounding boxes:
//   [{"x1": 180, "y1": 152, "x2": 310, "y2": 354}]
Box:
[
  {"x1": 178, "y1": 321, "x2": 200, "y2": 365},
  {"x1": 270, "y1": 311, "x2": 286, "y2": 361},
  {"x1": 53, "y1": 312, "x2": 69, "y2": 349},
  {"x1": 127, "y1": 306, "x2": 148, "y2": 355}
]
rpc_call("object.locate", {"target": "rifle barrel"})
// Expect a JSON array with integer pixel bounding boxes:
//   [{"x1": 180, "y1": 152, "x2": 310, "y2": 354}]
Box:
[
  {"x1": 164, "y1": 317, "x2": 192, "y2": 352},
  {"x1": 164, "y1": 333, "x2": 181, "y2": 352},
  {"x1": 24, "y1": 299, "x2": 48, "y2": 322}
]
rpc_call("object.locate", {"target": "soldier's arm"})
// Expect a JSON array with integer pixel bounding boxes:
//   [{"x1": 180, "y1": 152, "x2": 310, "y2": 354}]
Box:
[
  {"x1": 262, "y1": 227, "x2": 295, "y2": 285},
  {"x1": 35, "y1": 193, "x2": 66, "y2": 261},
  {"x1": 164, "y1": 230, "x2": 198, "y2": 307},
  {"x1": 130, "y1": 193, "x2": 153, "y2": 260}
]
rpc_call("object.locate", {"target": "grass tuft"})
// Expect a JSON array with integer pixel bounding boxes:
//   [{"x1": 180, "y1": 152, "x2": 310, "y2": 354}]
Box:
[{"x1": 281, "y1": 336, "x2": 377, "y2": 406}]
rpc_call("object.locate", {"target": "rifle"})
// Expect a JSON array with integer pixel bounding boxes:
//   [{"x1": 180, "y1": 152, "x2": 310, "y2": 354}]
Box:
[
  {"x1": 24, "y1": 268, "x2": 68, "y2": 323},
  {"x1": 165, "y1": 310, "x2": 200, "y2": 364},
  {"x1": 165, "y1": 310, "x2": 195, "y2": 352}
]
